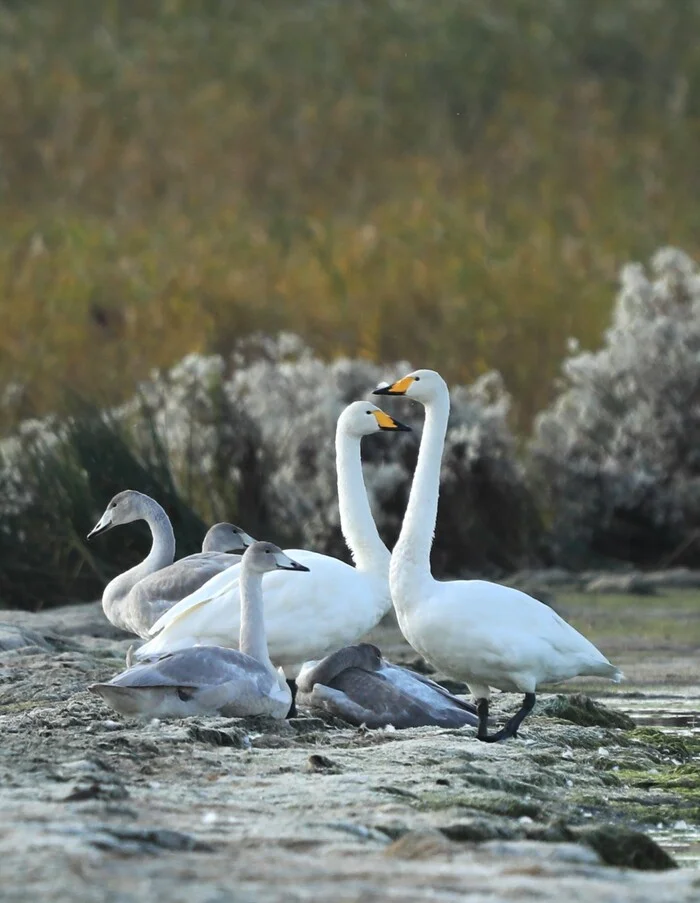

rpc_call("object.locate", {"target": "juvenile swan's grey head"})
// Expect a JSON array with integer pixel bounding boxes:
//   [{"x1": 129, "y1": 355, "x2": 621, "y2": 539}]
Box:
[
  {"x1": 87, "y1": 490, "x2": 154, "y2": 540},
  {"x1": 243, "y1": 541, "x2": 310, "y2": 575},
  {"x1": 203, "y1": 522, "x2": 256, "y2": 554}
]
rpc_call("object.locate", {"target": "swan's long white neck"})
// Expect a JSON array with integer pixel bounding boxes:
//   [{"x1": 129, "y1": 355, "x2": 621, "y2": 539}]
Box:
[
  {"x1": 101, "y1": 499, "x2": 176, "y2": 621},
  {"x1": 336, "y1": 424, "x2": 390, "y2": 575},
  {"x1": 389, "y1": 388, "x2": 450, "y2": 609},
  {"x1": 239, "y1": 567, "x2": 275, "y2": 674}
]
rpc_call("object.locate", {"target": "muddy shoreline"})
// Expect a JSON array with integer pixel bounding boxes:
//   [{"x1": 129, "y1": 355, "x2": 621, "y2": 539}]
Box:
[{"x1": 2, "y1": 599, "x2": 700, "y2": 901}]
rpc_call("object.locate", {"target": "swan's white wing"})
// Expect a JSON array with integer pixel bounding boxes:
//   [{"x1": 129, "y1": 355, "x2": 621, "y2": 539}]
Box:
[
  {"x1": 148, "y1": 557, "x2": 246, "y2": 634},
  {"x1": 136, "y1": 552, "x2": 388, "y2": 668},
  {"x1": 411, "y1": 580, "x2": 621, "y2": 691}
]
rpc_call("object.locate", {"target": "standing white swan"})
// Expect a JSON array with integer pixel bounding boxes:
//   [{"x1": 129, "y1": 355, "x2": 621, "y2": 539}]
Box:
[
  {"x1": 89, "y1": 542, "x2": 308, "y2": 719},
  {"x1": 374, "y1": 369, "x2": 623, "y2": 742},
  {"x1": 87, "y1": 490, "x2": 255, "y2": 637},
  {"x1": 134, "y1": 402, "x2": 411, "y2": 677}
]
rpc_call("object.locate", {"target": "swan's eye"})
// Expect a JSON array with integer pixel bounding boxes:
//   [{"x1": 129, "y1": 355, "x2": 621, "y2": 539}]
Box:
[
  {"x1": 265, "y1": 549, "x2": 270, "y2": 554},
  {"x1": 366, "y1": 410, "x2": 372, "y2": 414},
  {"x1": 414, "y1": 376, "x2": 421, "y2": 381}
]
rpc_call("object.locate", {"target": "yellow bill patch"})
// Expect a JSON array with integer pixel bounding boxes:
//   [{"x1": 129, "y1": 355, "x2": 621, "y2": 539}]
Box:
[
  {"x1": 387, "y1": 375, "x2": 415, "y2": 394},
  {"x1": 373, "y1": 409, "x2": 399, "y2": 429}
]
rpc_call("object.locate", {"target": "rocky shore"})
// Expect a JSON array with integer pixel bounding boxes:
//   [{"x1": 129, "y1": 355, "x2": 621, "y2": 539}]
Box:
[{"x1": 1, "y1": 600, "x2": 700, "y2": 902}]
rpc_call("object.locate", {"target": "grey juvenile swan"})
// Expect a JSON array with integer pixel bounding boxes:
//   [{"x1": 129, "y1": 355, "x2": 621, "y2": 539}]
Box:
[
  {"x1": 296, "y1": 643, "x2": 478, "y2": 729},
  {"x1": 89, "y1": 542, "x2": 309, "y2": 719},
  {"x1": 87, "y1": 490, "x2": 255, "y2": 637}
]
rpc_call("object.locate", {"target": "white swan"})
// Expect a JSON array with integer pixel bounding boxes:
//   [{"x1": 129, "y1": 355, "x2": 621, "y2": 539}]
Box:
[
  {"x1": 296, "y1": 643, "x2": 478, "y2": 729},
  {"x1": 134, "y1": 402, "x2": 411, "y2": 679},
  {"x1": 89, "y1": 542, "x2": 307, "y2": 719},
  {"x1": 87, "y1": 490, "x2": 255, "y2": 637},
  {"x1": 374, "y1": 369, "x2": 623, "y2": 742}
]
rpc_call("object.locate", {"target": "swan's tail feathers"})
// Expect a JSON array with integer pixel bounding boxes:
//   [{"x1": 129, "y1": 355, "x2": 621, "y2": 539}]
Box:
[{"x1": 597, "y1": 661, "x2": 624, "y2": 682}]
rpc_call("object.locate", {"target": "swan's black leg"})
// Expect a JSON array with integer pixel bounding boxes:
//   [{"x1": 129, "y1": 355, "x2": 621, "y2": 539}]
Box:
[
  {"x1": 476, "y1": 698, "x2": 506, "y2": 743},
  {"x1": 499, "y1": 693, "x2": 536, "y2": 740},
  {"x1": 286, "y1": 679, "x2": 298, "y2": 719}
]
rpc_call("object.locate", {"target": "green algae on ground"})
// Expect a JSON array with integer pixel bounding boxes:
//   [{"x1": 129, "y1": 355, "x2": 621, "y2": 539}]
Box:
[
  {"x1": 537, "y1": 694, "x2": 636, "y2": 730},
  {"x1": 628, "y1": 728, "x2": 692, "y2": 762},
  {"x1": 417, "y1": 788, "x2": 543, "y2": 820}
]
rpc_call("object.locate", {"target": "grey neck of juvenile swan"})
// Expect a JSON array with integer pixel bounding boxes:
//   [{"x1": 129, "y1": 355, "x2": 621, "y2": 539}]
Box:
[
  {"x1": 101, "y1": 498, "x2": 176, "y2": 619},
  {"x1": 390, "y1": 389, "x2": 450, "y2": 606},
  {"x1": 238, "y1": 565, "x2": 275, "y2": 674},
  {"x1": 336, "y1": 422, "x2": 390, "y2": 576}
]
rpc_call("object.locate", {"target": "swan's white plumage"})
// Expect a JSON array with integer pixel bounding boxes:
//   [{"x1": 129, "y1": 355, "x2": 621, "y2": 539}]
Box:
[
  {"x1": 140, "y1": 551, "x2": 387, "y2": 674},
  {"x1": 375, "y1": 369, "x2": 622, "y2": 705},
  {"x1": 135, "y1": 402, "x2": 410, "y2": 675}
]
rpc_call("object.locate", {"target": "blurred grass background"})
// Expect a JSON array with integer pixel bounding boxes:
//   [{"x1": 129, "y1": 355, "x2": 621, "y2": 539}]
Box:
[{"x1": 1, "y1": 0, "x2": 699, "y2": 432}]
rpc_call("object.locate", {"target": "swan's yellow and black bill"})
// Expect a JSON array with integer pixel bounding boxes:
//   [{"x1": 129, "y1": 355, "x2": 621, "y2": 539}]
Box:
[
  {"x1": 372, "y1": 410, "x2": 411, "y2": 432},
  {"x1": 373, "y1": 375, "x2": 416, "y2": 396}
]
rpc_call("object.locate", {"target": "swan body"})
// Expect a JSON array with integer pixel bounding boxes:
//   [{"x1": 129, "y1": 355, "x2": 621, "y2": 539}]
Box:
[
  {"x1": 87, "y1": 490, "x2": 255, "y2": 637},
  {"x1": 374, "y1": 370, "x2": 623, "y2": 742},
  {"x1": 135, "y1": 402, "x2": 411, "y2": 675},
  {"x1": 89, "y1": 542, "x2": 307, "y2": 719},
  {"x1": 296, "y1": 643, "x2": 478, "y2": 729}
]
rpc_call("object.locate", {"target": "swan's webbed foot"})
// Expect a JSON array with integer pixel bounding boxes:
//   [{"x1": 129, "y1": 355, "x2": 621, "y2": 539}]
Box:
[
  {"x1": 476, "y1": 693, "x2": 536, "y2": 742},
  {"x1": 286, "y1": 679, "x2": 298, "y2": 719}
]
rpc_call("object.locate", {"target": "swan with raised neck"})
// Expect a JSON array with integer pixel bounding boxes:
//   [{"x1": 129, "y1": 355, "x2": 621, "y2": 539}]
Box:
[
  {"x1": 374, "y1": 369, "x2": 623, "y2": 742},
  {"x1": 135, "y1": 402, "x2": 411, "y2": 673}
]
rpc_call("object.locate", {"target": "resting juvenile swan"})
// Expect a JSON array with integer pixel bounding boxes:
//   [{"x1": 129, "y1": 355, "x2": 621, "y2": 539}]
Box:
[
  {"x1": 89, "y1": 542, "x2": 308, "y2": 719},
  {"x1": 135, "y1": 402, "x2": 411, "y2": 675},
  {"x1": 296, "y1": 644, "x2": 478, "y2": 729},
  {"x1": 87, "y1": 490, "x2": 255, "y2": 637},
  {"x1": 374, "y1": 370, "x2": 623, "y2": 742}
]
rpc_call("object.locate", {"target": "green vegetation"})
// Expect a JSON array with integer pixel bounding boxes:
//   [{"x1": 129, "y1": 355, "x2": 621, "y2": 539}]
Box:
[
  {"x1": 2, "y1": 0, "x2": 700, "y2": 430},
  {"x1": 555, "y1": 590, "x2": 700, "y2": 651}
]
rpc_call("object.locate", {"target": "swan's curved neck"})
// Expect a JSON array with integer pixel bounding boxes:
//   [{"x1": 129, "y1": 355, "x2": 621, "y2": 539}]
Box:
[
  {"x1": 239, "y1": 567, "x2": 274, "y2": 673},
  {"x1": 102, "y1": 499, "x2": 176, "y2": 618},
  {"x1": 336, "y1": 425, "x2": 390, "y2": 575},
  {"x1": 390, "y1": 390, "x2": 450, "y2": 606}
]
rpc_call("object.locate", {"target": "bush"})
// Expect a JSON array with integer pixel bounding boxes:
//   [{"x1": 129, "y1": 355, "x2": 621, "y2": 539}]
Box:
[
  {"x1": 531, "y1": 248, "x2": 700, "y2": 567},
  {"x1": 0, "y1": 334, "x2": 540, "y2": 608}
]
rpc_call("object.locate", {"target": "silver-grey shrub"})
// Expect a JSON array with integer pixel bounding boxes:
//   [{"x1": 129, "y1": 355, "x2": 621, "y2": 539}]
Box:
[
  {"x1": 532, "y1": 247, "x2": 700, "y2": 566},
  {"x1": 146, "y1": 334, "x2": 539, "y2": 575},
  {"x1": 0, "y1": 333, "x2": 540, "y2": 606}
]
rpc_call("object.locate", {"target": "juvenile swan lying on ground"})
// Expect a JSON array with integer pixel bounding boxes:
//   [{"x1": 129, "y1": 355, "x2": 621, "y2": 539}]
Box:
[
  {"x1": 374, "y1": 369, "x2": 623, "y2": 742},
  {"x1": 88, "y1": 542, "x2": 308, "y2": 719},
  {"x1": 87, "y1": 489, "x2": 255, "y2": 637},
  {"x1": 135, "y1": 403, "x2": 411, "y2": 678},
  {"x1": 296, "y1": 643, "x2": 479, "y2": 729}
]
